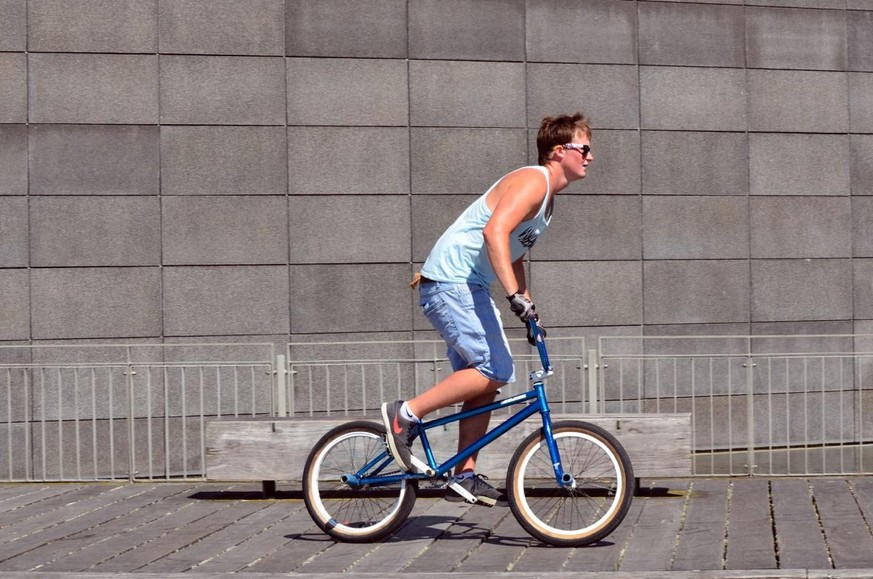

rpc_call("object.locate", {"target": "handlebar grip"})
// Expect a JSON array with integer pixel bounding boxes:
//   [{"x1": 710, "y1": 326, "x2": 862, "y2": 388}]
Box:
[{"x1": 527, "y1": 317, "x2": 552, "y2": 373}]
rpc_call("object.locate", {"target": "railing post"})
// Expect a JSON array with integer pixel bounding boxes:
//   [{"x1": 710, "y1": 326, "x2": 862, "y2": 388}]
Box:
[
  {"x1": 745, "y1": 356, "x2": 756, "y2": 476},
  {"x1": 275, "y1": 354, "x2": 287, "y2": 417},
  {"x1": 125, "y1": 357, "x2": 136, "y2": 483},
  {"x1": 587, "y1": 349, "x2": 599, "y2": 414}
]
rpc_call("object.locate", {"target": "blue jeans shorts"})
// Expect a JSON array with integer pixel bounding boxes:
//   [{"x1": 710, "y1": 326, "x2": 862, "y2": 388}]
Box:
[{"x1": 419, "y1": 281, "x2": 515, "y2": 384}]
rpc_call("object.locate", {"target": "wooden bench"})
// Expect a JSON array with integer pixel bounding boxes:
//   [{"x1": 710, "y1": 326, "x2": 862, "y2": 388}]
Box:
[{"x1": 205, "y1": 413, "x2": 692, "y2": 497}]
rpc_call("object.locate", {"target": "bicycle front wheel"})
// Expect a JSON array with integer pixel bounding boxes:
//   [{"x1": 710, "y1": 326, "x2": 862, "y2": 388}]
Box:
[
  {"x1": 507, "y1": 420, "x2": 634, "y2": 547},
  {"x1": 303, "y1": 420, "x2": 417, "y2": 542}
]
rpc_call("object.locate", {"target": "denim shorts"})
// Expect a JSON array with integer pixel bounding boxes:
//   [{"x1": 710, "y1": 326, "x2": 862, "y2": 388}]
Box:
[{"x1": 419, "y1": 281, "x2": 515, "y2": 384}]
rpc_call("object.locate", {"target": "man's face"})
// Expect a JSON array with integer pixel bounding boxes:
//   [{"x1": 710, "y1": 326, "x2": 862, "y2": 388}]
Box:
[{"x1": 560, "y1": 134, "x2": 592, "y2": 181}]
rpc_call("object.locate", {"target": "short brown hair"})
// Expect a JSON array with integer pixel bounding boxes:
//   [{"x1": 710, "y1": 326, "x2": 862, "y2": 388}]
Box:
[{"x1": 536, "y1": 113, "x2": 592, "y2": 165}]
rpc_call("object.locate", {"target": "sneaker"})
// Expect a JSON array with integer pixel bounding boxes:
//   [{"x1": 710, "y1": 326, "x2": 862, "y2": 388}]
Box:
[
  {"x1": 445, "y1": 473, "x2": 508, "y2": 507},
  {"x1": 381, "y1": 400, "x2": 417, "y2": 472}
]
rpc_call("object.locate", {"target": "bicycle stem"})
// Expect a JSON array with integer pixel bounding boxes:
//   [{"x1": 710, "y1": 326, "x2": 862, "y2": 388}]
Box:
[{"x1": 528, "y1": 317, "x2": 553, "y2": 380}]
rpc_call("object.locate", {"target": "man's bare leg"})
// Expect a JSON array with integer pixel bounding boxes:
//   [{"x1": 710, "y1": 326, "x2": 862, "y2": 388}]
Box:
[{"x1": 407, "y1": 368, "x2": 503, "y2": 473}]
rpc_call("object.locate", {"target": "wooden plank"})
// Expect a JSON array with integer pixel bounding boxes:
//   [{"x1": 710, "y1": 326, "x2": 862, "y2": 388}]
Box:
[
  {"x1": 0, "y1": 484, "x2": 87, "y2": 524},
  {"x1": 62, "y1": 486, "x2": 235, "y2": 572},
  {"x1": 350, "y1": 499, "x2": 474, "y2": 573},
  {"x1": 33, "y1": 484, "x2": 206, "y2": 572},
  {"x1": 770, "y1": 478, "x2": 830, "y2": 570},
  {"x1": 671, "y1": 478, "x2": 729, "y2": 571},
  {"x1": 617, "y1": 479, "x2": 689, "y2": 572},
  {"x1": 812, "y1": 478, "x2": 873, "y2": 569},
  {"x1": 89, "y1": 499, "x2": 259, "y2": 572},
  {"x1": 455, "y1": 509, "x2": 533, "y2": 573},
  {"x1": 0, "y1": 484, "x2": 169, "y2": 571},
  {"x1": 401, "y1": 501, "x2": 509, "y2": 573},
  {"x1": 724, "y1": 479, "x2": 777, "y2": 570},
  {"x1": 192, "y1": 500, "x2": 320, "y2": 573},
  {"x1": 206, "y1": 413, "x2": 692, "y2": 483}
]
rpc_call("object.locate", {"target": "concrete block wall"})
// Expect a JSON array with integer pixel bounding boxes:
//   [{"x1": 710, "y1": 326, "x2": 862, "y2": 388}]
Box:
[{"x1": 1, "y1": 0, "x2": 872, "y2": 350}]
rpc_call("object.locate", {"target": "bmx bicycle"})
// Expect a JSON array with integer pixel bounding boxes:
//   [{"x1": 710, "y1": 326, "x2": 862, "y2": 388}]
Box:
[{"x1": 302, "y1": 318, "x2": 634, "y2": 546}]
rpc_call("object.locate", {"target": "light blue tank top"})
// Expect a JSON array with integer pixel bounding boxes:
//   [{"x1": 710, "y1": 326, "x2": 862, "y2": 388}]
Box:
[{"x1": 420, "y1": 166, "x2": 553, "y2": 288}]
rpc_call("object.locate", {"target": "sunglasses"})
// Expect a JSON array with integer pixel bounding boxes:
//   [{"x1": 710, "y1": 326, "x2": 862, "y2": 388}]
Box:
[{"x1": 561, "y1": 143, "x2": 591, "y2": 157}]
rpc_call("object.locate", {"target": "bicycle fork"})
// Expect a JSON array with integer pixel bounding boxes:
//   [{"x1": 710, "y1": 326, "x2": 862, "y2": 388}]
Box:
[{"x1": 535, "y1": 381, "x2": 576, "y2": 489}]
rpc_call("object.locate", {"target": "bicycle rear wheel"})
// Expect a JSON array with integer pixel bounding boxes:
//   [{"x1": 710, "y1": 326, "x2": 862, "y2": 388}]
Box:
[
  {"x1": 506, "y1": 420, "x2": 633, "y2": 547},
  {"x1": 303, "y1": 420, "x2": 417, "y2": 542}
]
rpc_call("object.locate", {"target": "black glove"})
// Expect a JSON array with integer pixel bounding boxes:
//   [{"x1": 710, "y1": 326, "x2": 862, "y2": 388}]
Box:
[
  {"x1": 526, "y1": 316, "x2": 547, "y2": 346},
  {"x1": 507, "y1": 292, "x2": 536, "y2": 321}
]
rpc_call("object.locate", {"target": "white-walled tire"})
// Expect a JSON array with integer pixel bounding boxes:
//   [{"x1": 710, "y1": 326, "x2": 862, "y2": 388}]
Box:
[{"x1": 506, "y1": 420, "x2": 633, "y2": 547}]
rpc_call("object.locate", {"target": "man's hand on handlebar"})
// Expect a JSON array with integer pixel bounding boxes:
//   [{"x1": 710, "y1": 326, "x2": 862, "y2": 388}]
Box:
[
  {"x1": 507, "y1": 292, "x2": 536, "y2": 321},
  {"x1": 526, "y1": 315, "x2": 547, "y2": 346}
]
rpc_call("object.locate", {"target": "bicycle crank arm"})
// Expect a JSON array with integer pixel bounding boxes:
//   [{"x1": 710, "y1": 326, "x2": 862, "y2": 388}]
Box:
[
  {"x1": 410, "y1": 455, "x2": 436, "y2": 477},
  {"x1": 446, "y1": 481, "x2": 478, "y2": 504}
]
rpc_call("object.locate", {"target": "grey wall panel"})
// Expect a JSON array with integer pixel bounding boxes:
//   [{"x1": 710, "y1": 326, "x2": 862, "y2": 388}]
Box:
[
  {"x1": 31, "y1": 268, "x2": 161, "y2": 339},
  {"x1": 855, "y1": 259, "x2": 873, "y2": 320},
  {"x1": 285, "y1": 0, "x2": 407, "y2": 58},
  {"x1": 643, "y1": 196, "x2": 749, "y2": 260},
  {"x1": 0, "y1": 125, "x2": 26, "y2": 195},
  {"x1": 570, "y1": 129, "x2": 641, "y2": 196},
  {"x1": 0, "y1": 53, "x2": 26, "y2": 123},
  {"x1": 288, "y1": 126, "x2": 409, "y2": 195},
  {"x1": 640, "y1": 67, "x2": 747, "y2": 131},
  {"x1": 855, "y1": 197, "x2": 873, "y2": 257},
  {"x1": 532, "y1": 261, "x2": 643, "y2": 327},
  {"x1": 0, "y1": 197, "x2": 27, "y2": 267},
  {"x1": 643, "y1": 260, "x2": 750, "y2": 325},
  {"x1": 28, "y1": 0, "x2": 157, "y2": 53},
  {"x1": 748, "y1": 70, "x2": 849, "y2": 133},
  {"x1": 0, "y1": 269, "x2": 29, "y2": 341},
  {"x1": 158, "y1": 0, "x2": 284, "y2": 55},
  {"x1": 410, "y1": 60, "x2": 525, "y2": 128},
  {"x1": 160, "y1": 126, "x2": 287, "y2": 196},
  {"x1": 750, "y1": 197, "x2": 852, "y2": 259},
  {"x1": 410, "y1": 195, "x2": 478, "y2": 263},
  {"x1": 159, "y1": 56, "x2": 285, "y2": 125},
  {"x1": 0, "y1": 0, "x2": 25, "y2": 51},
  {"x1": 163, "y1": 266, "x2": 290, "y2": 336},
  {"x1": 751, "y1": 259, "x2": 853, "y2": 322},
  {"x1": 411, "y1": 128, "x2": 527, "y2": 195},
  {"x1": 290, "y1": 264, "x2": 412, "y2": 333},
  {"x1": 527, "y1": 64, "x2": 639, "y2": 130},
  {"x1": 162, "y1": 196, "x2": 288, "y2": 265},
  {"x1": 29, "y1": 54, "x2": 158, "y2": 124},
  {"x1": 538, "y1": 195, "x2": 642, "y2": 261},
  {"x1": 29, "y1": 125, "x2": 159, "y2": 196},
  {"x1": 852, "y1": 135, "x2": 873, "y2": 196},
  {"x1": 409, "y1": 0, "x2": 524, "y2": 61},
  {"x1": 30, "y1": 196, "x2": 161, "y2": 266},
  {"x1": 849, "y1": 10, "x2": 873, "y2": 72},
  {"x1": 639, "y1": 2, "x2": 744, "y2": 67},
  {"x1": 287, "y1": 58, "x2": 408, "y2": 126},
  {"x1": 642, "y1": 131, "x2": 748, "y2": 196},
  {"x1": 288, "y1": 196, "x2": 410, "y2": 264},
  {"x1": 750, "y1": 133, "x2": 850, "y2": 197},
  {"x1": 850, "y1": 73, "x2": 873, "y2": 133},
  {"x1": 527, "y1": 0, "x2": 637, "y2": 64},
  {"x1": 746, "y1": 6, "x2": 847, "y2": 71},
  {"x1": 1, "y1": 1, "x2": 872, "y2": 345}
]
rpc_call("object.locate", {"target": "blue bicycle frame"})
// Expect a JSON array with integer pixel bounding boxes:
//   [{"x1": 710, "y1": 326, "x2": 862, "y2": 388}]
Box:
[{"x1": 347, "y1": 319, "x2": 574, "y2": 489}]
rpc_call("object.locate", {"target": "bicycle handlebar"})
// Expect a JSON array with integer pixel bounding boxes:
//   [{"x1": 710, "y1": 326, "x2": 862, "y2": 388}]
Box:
[{"x1": 527, "y1": 317, "x2": 552, "y2": 375}]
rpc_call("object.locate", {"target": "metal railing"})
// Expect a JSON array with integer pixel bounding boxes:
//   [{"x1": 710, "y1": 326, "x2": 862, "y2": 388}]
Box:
[
  {"x1": 1, "y1": 343, "x2": 275, "y2": 482},
  {"x1": 599, "y1": 335, "x2": 873, "y2": 477},
  {"x1": 282, "y1": 336, "x2": 591, "y2": 418},
  {"x1": 5, "y1": 335, "x2": 873, "y2": 481}
]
